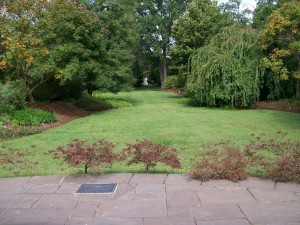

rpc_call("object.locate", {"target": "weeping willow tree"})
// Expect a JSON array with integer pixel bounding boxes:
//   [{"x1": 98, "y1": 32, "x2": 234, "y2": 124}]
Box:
[{"x1": 186, "y1": 24, "x2": 264, "y2": 107}]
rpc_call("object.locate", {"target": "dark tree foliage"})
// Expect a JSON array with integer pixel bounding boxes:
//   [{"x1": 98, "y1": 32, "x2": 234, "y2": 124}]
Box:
[{"x1": 187, "y1": 24, "x2": 263, "y2": 107}]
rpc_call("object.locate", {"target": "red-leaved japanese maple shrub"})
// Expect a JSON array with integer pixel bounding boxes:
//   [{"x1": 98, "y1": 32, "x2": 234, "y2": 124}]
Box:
[
  {"x1": 50, "y1": 139, "x2": 119, "y2": 174},
  {"x1": 122, "y1": 140, "x2": 181, "y2": 172},
  {"x1": 245, "y1": 131, "x2": 300, "y2": 182},
  {"x1": 191, "y1": 142, "x2": 248, "y2": 182},
  {"x1": 0, "y1": 145, "x2": 38, "y2": 175}
]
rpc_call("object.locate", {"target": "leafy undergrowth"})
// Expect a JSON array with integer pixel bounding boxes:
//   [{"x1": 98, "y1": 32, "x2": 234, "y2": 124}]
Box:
[
  {"x1": 11, "y1": 108, "x2": 57, "y2": 126},
  {"x1": 93, "y1": 92, "x2": 133, "y2": 109},
  {"x1": 74, "y1": 95, "x2": 112, "y2": 111},
  {"x1": 191, "y1": 132, "x2": 300, "y2": 182},
  {"x1": 0, "y1": 108, "x2": 57, "y2": 140}
]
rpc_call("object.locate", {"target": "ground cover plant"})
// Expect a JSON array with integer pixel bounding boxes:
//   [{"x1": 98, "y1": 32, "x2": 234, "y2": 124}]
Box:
[
  {"x1": 50, "y1": 139, "x2": 119, "y2": 174},
  {"x1": 122, "y1": 140, "x2": 181, "y2": 172},
  {"x1": 93, "y1": 92, "x2": 133, "y2": 109},
  {"x1": 0, "y1": 90, "x2": 299, "y2": 178},
  {"x1": 0, "y1": 145, "x2": 38, "y2": 175},
  {"x1": 191, "y1": 132, "x2": 300, "y2": 182}
]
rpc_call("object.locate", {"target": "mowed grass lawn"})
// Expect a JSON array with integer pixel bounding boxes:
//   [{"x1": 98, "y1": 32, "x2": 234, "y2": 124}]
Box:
[{"x1": 1, "y1": 89, "x2": 300, "y2": 177}]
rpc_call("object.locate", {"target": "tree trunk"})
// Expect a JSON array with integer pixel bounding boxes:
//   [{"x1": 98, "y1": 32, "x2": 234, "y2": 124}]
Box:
[
  {"x1": 158, "y1": 59, "x2": 163, "y2": 86},
  {"x1": 296, "y1": 79, "x2": 300, "y2": 98},
  {"x1": 28, "y1": 92, "x2": 35, "y2": 103},
  {"x1": 162, "y1": 46, "x2": 167, "y2": 87}
]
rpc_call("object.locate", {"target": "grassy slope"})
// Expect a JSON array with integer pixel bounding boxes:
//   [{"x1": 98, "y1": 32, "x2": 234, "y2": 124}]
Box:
[{"x1": 1, "y1": 89, "x2": 300, "y2": 177}]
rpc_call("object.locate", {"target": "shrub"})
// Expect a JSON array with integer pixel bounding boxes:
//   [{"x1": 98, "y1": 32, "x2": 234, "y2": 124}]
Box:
[
  {"x1": 11, "y1": 108, "x2": 57, "y2": 126},
  {"x1": 50, "y1": 139, "x2": 119, "y2": 174},
  {"x1": 122, "y1": 140, "x2": 181, "y2": 172},
  {"x1": 164, "y1": 76, "x2": 179, "y2": 89},
  {"x1": 93, "y1": 93, "x2": 133, "y2": 109},
  {"x1": 244, "y1": 132, "x2": 300, "y2": 182},
  {"x1": 187, "y1": 24, "x2": 263, "y2": 107},
  {"x1": 75, "y1": 95, "x2": 112, "y2": 111},
  {"x1": 191, "y1": 142, "x2": 248, "y2": 182},
  {"x1": 0, "y1": 81, "x2": 27, "y2": 114},
  {"x1": 0, "y1": 145, "x2": 38, "y2": 175}
]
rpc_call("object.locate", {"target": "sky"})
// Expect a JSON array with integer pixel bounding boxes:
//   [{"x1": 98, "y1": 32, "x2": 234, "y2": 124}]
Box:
[{"x1": 217, "y1": 0, "x2": 257, "y2": 11}]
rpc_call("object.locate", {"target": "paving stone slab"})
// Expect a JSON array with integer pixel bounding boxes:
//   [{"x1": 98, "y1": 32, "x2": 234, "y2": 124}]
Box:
[
  {"x1": 239, "y1": 202, "x2": 300, "y2": 224},
  {"x1": 66, "y1": 218, "x2": 142, "y2": 225},
  {"x1": 0, "y1": 194, "x2": 41, "y2": 209},
  {"x1": 63, "y1": 174, "x2": 98, "y2": 184},
  {"x1": 248, "y1": 188, "x2": 300, "y2": 203},
  {"x1": 197, "y1": 189, "x2": 256, "y2": 206},
  {"x1": 56, "y1": 183, "x2": 80, "y2": 193},
  {"x1": 238, "y1": 177, "x2": 275, "y2": 190},
  {"x1": 167, "y1": 191, "x2": 201, "y2": 206},
  {"x1": 0, "y1": 186, "x2": 31, "y2": 194},
  {"x1": 256, "y1": 222, "x2": 300, "y2": 225},
  {"x1": 129, "y1": 174, "x2": 167, "y2": 184},
  {"x1": 71, "y1": 201, "x2": 100, "y2": 218},
  {"x1": 96, "y1": 173, "x2": 133, "y2": 184},
  {"x1": 275, "y1": 182, "x2": 300, "y2": 192},
  {"x1": 0, "y1": 177, "x2": 30, "y2": 187},
  {"x1": 0, "y1": 209, "x2": 7, "y2": 216},
  {"x1": 135, "y1": 184, "x2": 166, "y2": 200},
  {"x1": 32, "y1": 194, "x2": 78, "y2": 210},
  {"x1": 76, "y1": 193, "x2": 113, "y2": 201},
  {"x1": 113, "y1": 183, "x2": 136, "y2": 200},
  {"x1": 196, "y1": 219, "x2": 251, "y2": 225},
  {"x1": 191, "y1": 205, "x2": 245, "y2": 221},
  {"x1": 95, "y1": 199, "x2": 167, "y2": 218},
  {"x1": 27, "y1": 184, "x2": 61, "y2": 194},
  {"x1": 201, "y1": 180, "x2": 238, "y2": 188},
  {"x1": 168, "y1": 206, "x2": 192, "y2": 217},
  {"x1": 143, "y1": 217, "x2": 196, "y2": 225},
  {"x1": 165, "y1": 174, "x2": 202, "y2": 186},
  {"x1": 0, "y1": 208, "x2": 70, "y2": 225},
  {"x1": 166, "y1": 185, "x2": 214, "y2": 192},
  {"x1": 27, "y1": 176, "x2": 64, "y2": 185}
]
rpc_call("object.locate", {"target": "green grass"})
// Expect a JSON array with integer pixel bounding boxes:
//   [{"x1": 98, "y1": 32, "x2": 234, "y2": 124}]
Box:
[{"x1": 1, "y1": 89, "x2": 300, "y2": 177}]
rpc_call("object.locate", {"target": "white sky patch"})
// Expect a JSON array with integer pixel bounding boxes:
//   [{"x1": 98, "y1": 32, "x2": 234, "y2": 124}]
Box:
[{"x1": 217, "y1": 0, "x2": 257, "y2": 11}]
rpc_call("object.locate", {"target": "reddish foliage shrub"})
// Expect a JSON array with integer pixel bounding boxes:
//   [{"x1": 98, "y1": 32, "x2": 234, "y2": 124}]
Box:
[
  {"x1": 0, "y1": 145, "x2": 38, "y2": 175},
  {"x1": 191, "y1": 142, "x2": 248, "y2": 182},
  {"x1": 50, "y1": 139, "x2": 119, "y2": 174},
  {"x1": 245, "y1": 131, "x2": 300, "y2": 182},
  {"x1": 122, "y1": 140, "x2": 181, "y2": 172}
]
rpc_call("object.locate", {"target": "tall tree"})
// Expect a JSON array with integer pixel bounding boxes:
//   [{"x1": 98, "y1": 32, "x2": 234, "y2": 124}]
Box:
[
  {"x1": 260, "y1": 1, "x2": 300, "y2": 97},
  {"x1": 171, "y1": 0, "x2": 228, "y2": 79},
  {"x1": 219, "y1": 0, "x2": 251, "y2": 25},
  {"x1": 90, "y1": 0, "x2": 139, "y2": 92},
  {"x1": 136, "y1": 0, "x2": 191, "y2": 86},
  {"x1": 187, "y1": 24, "x2": 263, "y2": 107},
  {"x1": 0, "y1": 0, "x2": 53, "y2": 102}
]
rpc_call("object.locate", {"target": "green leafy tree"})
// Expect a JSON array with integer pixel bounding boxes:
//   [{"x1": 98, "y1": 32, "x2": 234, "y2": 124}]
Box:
[
  {"x1": 90, "y1": 0, "x2": 139, "y2": 93},
  {"x1": 171, "y1": 0, "x2": 228, "y2": 81},
  {"x1": 39, "y1": 0, "x2": 107, "y2": 95},
  {"x1": 187, "y1": 24, "x2": 263, "y2": 107},
  {"x1": 260, "y1": 1, "x2": 300, "y2": 97},
  {"x1": 219, "y1": 0, "x2": 251, "y2": 25},
  {"x1": 0, "y1": 0, "x2": 52, "y2": 102},
  {"x1": 136, "y1": 0, "x2": 191, "y2": 86},
  {"x1": 252, "y1": 0, "x2": 278, "y2": 29}
]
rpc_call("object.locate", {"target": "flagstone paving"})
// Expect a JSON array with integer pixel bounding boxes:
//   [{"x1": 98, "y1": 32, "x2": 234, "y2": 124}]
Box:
[{"x1": 0, "y1": 174, "x2": 299, "y2": 225}]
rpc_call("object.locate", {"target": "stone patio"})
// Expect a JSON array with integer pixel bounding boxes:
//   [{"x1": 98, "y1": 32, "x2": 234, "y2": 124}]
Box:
[{"x1": 0, "y1": 174, "x2": 299, "y2": 225}]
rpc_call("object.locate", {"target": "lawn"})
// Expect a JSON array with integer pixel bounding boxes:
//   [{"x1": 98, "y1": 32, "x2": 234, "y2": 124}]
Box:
[{"x1": 1, "y1": 89, "x2": 300, "y2": 177}]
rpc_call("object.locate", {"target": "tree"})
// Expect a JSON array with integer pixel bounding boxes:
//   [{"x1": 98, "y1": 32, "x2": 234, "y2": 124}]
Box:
[
  {"x1": 136, "y1": 0, "x2": 191, "y2": 86},
  {"x1": 39, "y1": 0, "x2": 107, "y2": 96},
  {"x1": 187, "y1": 24, "x2": 263, "y2": 107},
  {"x1": 219, "y1": 0, "x2": 252, "y2": 25},
  {"x1": 0, "y1": 0, "x2": 52, "y2": 102},
  {"x1": 260, "y1": 1, "x2": 300, "y2": 97},
  {"x1": 90, "y1": 0, "x2": 139, "y2": 93},
  {"x1": 171, "y1": 0, "x2": 228, "y2": 80},
  {"x1": 252, "y1": 0, "x2": 278, "y2": 29}
]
